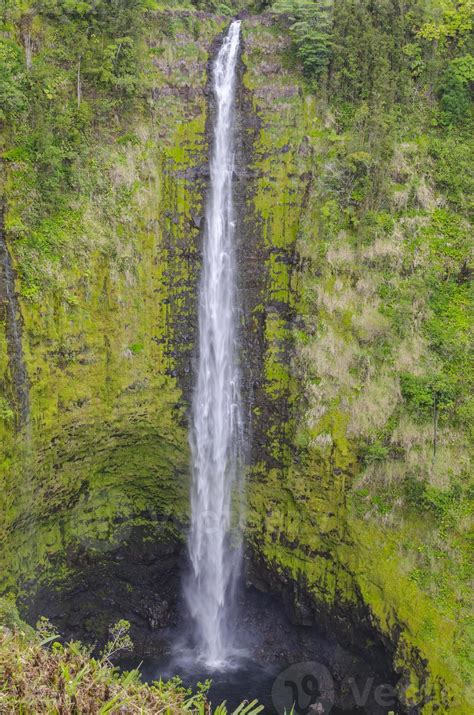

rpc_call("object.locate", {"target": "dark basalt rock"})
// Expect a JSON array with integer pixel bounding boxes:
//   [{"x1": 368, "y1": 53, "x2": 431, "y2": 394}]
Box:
[
  {"x1": 21, "y1": 526, "x2": 185, "y2": 656},
  {"x1": 245, "y1": 546, "x2": 398, "y2": 684}
]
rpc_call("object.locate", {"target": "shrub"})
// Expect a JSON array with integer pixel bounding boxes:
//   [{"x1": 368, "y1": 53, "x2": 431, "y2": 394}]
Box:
[{"x1": 0, "y1": 39, "x2": 27, "y2": 122}]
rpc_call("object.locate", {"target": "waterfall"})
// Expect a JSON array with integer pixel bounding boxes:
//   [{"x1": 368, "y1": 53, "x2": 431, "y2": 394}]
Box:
[{"x1": 184, "y1": 20, "x2": 243, "y2": 668}]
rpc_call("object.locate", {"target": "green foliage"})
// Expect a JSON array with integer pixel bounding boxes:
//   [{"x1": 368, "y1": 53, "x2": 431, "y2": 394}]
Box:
[
  {"x1": 449, "y1": 52, "x2": 474, "y2": 83},
  {"x1": 428, "y1": 134, "x2": 474, "y2": 213},
  {"x1": 0, "y1": 0, "x2": 159, "y2": 298},
  {"x1": 404, "y1": 477, "x2": 464, "y2": 523},
  {"x1": 289, "y1": 3, "x2": 472, "y2": 694},
  {"x1": 0, "y1": 606, "x2": 264, "y2": 712},
  {"x1": 439, "y1": 54, "x2": 474, "y2": 123},
  {"x1": 417, "y1": 0, "x2": 473, "y2": 45},
  {"x1": 327, "y1": 0, "x2": 416, "y2": 107},
  {"x1": 273, "y1": 0, "x2": 333, "y2": 78},
  {"x1": 0, "y1": 595, "x2": 33, "y2": 633},
  {"x1": 439, "y1": 71, "x2": 470, "y2": 122},
  {"x1": 400, "y1": 373, "x2": 458, "y2": 421},
  {"x1": 272, "y1": 0, "x2": 474, "y2": 126},
  {"x1": 362, "y1": 440, "x2": 389, "y2": 464},
  {"x1": 100, "y1": 619, "x2": 133, "y2": 662},
  {"x1": 35, "y1": 615, "x2": 59, "y2": 641},
  {"x1": 0, "y1": 38, "x2": 27, "y2": 121},
  {"x1": 0, "y1": 396, "x2": 14, "y2": 423}
]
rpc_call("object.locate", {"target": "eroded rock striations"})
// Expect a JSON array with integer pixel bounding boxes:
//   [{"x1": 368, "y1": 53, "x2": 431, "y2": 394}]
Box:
[
  {"x1": 0, "y1": 9, "x2": 468, "y2": 713},
  {"x1": 0, "y1": 11, "x2": 226, "y2": 650},
  {"x1": 0, "y1": 204, "x2": 29, "y2": 428}
]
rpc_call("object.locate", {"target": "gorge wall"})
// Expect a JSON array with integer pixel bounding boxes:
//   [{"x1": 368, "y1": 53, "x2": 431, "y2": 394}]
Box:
[
  {"x1": 0, "y1": 9, "x2": 223, "y2": 645},
  {"x1": 0, "y1": 5, "x2": 471, "y2": 714}
]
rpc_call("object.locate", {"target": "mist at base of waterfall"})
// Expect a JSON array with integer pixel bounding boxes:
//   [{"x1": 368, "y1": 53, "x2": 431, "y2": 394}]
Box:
[
  {"x1": 120, "y1": 588, "x2": 400, "y2": 715},
  {"x1": 133, "y1": 656, "x2": 279, "y2": 712}
]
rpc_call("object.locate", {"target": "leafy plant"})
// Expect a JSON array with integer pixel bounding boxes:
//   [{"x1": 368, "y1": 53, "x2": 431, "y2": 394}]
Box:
[
  {"x1": 404, "y1": 477, "x2": 464, "y2": 523},
  {"x1": 273, "y1": 0, "x2": 333, "y2": 78},
  {"x1": 0, "y1": 604, "x2": 264, "y2": 713},
  {"x1": 362, "y1": 440, "x2": 389, "y2": 464},
  {"x1": 0, "y1": 397, "x2": 14, "y2": 423},
  {"x1": 100, "y1": 619, "x2": 133, "y2": 663},
  {"x1": 0, "y1": 39, "x2": 27, "y2": 121},
  {"x1": 439, "y1": 55, "x2": 474, "y2": 123}
]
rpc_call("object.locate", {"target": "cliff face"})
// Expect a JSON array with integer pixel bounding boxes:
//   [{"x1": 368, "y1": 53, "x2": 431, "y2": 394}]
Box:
[
  {"x1": 0, "y1": 6, "x2": 471, "y2": 713},
  {"x1": 0, "y1": 9, "x2": 227, "y2": 643},
  {"x1": 238, "y1": 17, "x2": 471, "y2": 714}
]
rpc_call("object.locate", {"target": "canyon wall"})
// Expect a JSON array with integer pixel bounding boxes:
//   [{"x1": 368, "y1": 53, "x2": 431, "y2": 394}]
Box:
[{"x1": 0, "y1": 7, "x2": 471, "y2": 713}]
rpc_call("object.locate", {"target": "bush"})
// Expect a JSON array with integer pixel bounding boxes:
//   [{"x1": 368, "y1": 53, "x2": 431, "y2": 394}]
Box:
[
  {"x1": 400, "y1": 373, "x2": 458, "y2": 421},
  {"x1": 0, "y1": 39, "x2": 27, "y2": 122},
  {"x1": 362, "y1": 440, "x2": 389, "y2": 464},
  {"x1": 439, "y1": 60, "x2": 473, "y2": 124},
  {"x1": 404, "y1": 477, "x2": 464, "y2": 522}
]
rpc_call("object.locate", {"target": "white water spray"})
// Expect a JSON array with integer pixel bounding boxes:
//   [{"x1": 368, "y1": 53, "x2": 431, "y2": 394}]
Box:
[{"x1": 185, "y1": 21, "x2": 243, "y2": 668}]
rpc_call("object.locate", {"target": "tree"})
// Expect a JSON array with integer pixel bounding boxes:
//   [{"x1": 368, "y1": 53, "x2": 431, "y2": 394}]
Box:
[
  {"x1": 273, "y1": 0, "x2": 334, "y2": 79},
  {"x1": 0, "y1": 38, "x2": 27, "y2": 122},
  {"x1": 418, "y1": 0, "x2": 474, "y2": 50},
  {"x1": 439, "y1": 54, "x2": 474, "y2": 122}
]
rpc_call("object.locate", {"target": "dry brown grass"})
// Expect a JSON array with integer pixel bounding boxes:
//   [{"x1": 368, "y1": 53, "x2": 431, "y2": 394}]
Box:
[
  {"x1": 360, "y1": 236, "x2": 404, "y2": 269},
  {"x1": 316, "y1": 277, "x2": 357, "y2": 315},
  {"x1": 394, "y1": 335, "x2": 427, "y2": 374},
  {"x1": 326, "y1": 238, "x2": 355, "y2": 269},
  {"x1": 347, "y1": 373, "x2": 400, "y2": 438},
  {"x1": 357, "y1": 460, "x2": 410, "y2": 490},
  {"x1": 351, "y1": 303, "x2": 391, "y2": 343},
  {"x1": 299, "y1": 325, "x2": 357, "y2": 397},
  {"x1": 0, "y1": 628, "x2": 194, "y2": 715},
  {"x1": 414, "y1": 177, "x2": 436, "y2": 211}
]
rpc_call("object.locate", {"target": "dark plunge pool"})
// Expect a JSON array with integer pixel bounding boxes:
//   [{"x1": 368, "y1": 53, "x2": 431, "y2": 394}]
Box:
[{"x1": 120, "y1": 588, "x2": 401, "y2": 715}]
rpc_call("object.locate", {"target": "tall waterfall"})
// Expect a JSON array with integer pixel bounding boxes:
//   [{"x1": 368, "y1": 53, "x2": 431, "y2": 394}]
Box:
[{"x1": 185, "y1": 20, "x2": 243, "y2": 668}]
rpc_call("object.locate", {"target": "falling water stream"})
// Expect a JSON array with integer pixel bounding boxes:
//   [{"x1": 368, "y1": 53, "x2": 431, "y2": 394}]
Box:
[
  {"x1": 184, "y1": 20, "x2": 243, "y2": 668},
  {"x1": 122, "y1": 22, "x2": 401, "y2": 711}
]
